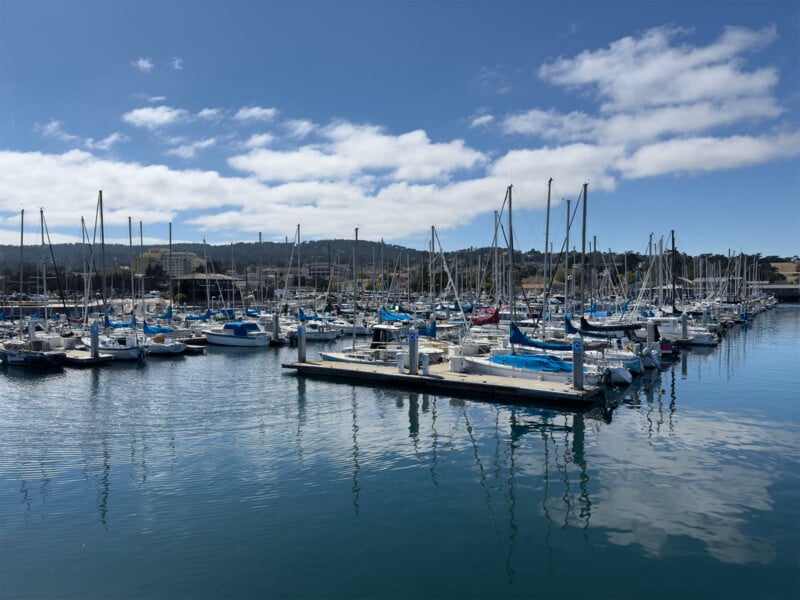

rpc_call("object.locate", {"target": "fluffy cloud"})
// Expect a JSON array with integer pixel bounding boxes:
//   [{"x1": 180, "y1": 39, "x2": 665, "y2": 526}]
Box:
[
  {"x1": 242, "y1": 133, "x2": 274, "y2": 149},
  {"x1": 36, "y1": 119, "x2": 80, "y2": 143},
  {"x1": 166, "y1": 138, "x2": 217, "y2": 159},
  {"x1": 538, "y1": 25, "x2": 779, "y2": 112},
  {"x1": 618, "y1": 132, "x2": 800, "y2": 178},
  {"x1": 229, "y1": 122, "x2": 486, "y2": 183},
  {"x1": 84, "y1": 132, "x2": 129, "y2": 151},
  {"x1": 171, "y1": 57, "x2": 184, "y2": 70},
  {"x1": 132, "y1": 58, "x2": 154, "y2": 73},
  {"x1": 234, "y1": 106, "x2": 279, "y2": 122},
  {"x1": 122, "y1": 106, "x2": 188, "y2": 129}
]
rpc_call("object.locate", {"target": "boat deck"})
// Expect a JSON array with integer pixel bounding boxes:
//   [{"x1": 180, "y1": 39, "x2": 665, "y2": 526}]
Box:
[{"x1": 282, "y1": 359, "x2": 601, "y2": 405}]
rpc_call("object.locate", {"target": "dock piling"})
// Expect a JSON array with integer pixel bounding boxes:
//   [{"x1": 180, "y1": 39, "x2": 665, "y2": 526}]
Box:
[
  {"x1": 297, "y1": 325, "x2": 306, "y2": 362},
  {"x1": 571, "y1": 335, "x2": 584, "y2": 390}
]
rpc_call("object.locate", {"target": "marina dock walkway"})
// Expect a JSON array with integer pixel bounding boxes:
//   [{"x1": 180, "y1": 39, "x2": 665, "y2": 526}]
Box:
[{"x1": 282, "y1": 359, "x2": 601, "y2": 406}]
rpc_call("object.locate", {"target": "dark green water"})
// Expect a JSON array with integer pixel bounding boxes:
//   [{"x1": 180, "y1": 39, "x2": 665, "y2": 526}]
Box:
[{"x1": 1, "y1": 307, "x2": 798, "y2": 599}]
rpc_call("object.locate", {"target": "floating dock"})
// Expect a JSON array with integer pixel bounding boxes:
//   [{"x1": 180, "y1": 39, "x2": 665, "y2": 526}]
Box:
[
  {"x1": 282, "y1": 359, "x2": 602, "y2": 405},
  {"x1": 64, "y1": 349, "x2": 114, "y2": 367}
]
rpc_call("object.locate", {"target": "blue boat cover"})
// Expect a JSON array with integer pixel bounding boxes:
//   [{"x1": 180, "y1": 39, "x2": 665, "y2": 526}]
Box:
[
  {"x1": 186, "y1": 309, "x2": 213, "y2": 321},
  {"x1": 418, "y1": 321, "x2": 436, "y2": 339},
  {"x1": 509, "y1": 322, "x2": 571, "y2": 351},
  {"x1": 488, "y1": 353, "x2": 572, "y2": 372},
  {"x1": 144, "y1": 320, "x2": 173, "y2": 334},
  {"x1": 222, "y1": 321, "x2": 261, "y2": 336},
  {"x1": 157, "y1": 306, "x2": 173, "y2": 320},
  {"x1": 105, "y1": 314, "x2": 136, "y2": 328},
  {"x1": 380, "y1": 307, "x2": 412, "y2": 322}
]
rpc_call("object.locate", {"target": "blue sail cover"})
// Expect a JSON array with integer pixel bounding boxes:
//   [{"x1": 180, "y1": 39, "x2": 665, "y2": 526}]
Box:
[
  {"x1": 380, "y1": 307, "x2": 412, "y2": 322},
  {"x1": 298, "y1": 307, "x2": 317, "y2": 321},
  {"x1": 143, "y1": 320, "x2": 173, "y2": 334},
  {"x1": 186, "y1": 309, "x2": 214, "y2": 321},
  {"x1": 509, "y1": 322, "x2": 572, "y2": 351},
  {"x1": 489, "y1": 353, "x2": 573, "y2": 372},
  {"x1": 418, "y1": 321, "x2": 436, "y2": 339},
  {"x1": 157, "y1": 306, "x2": 173, "y2": 320},
  {"x1": 104, "y1": 314, "x2": 136, "y2": 328}
]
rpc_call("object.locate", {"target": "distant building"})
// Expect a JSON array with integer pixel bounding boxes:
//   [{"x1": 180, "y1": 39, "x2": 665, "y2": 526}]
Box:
[{"x1": 132, "y1": 249, "x2": 204, "y2": 278}]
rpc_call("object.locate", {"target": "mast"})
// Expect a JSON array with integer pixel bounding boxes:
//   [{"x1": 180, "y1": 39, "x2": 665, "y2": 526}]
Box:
[
  {"x1": 99, "y1": 190, "x2": 106, "y2": 307},
  {"x1": 129, "y1": 217, "x2": 134, "y2": 315},
  {"x1": 258, "y1": 232, "x2": 263, "y2": 306},
  {"x1": 507, "y1": 184, "x2": 515, "y2": 322},
  {"x1": 543, "y1": 178, "x2": 552, "y2": 323},
  {"x1": 169, "y1": 222, "x2": 173, "y2": 312},
  {"x1": 353, "y1": 227, "x2": 358, "y2": 351},
  {"x1": 579, "y1": 183, "x2": 588, "y2": 314},
  {"x1": 671, "y1": 229, "x2": 677, "y2": 312},
  {"x1": 19, "y1": 209, "x2": 23, "y2": 299},
  {"x1": 565, "y1": 199, "x2": 571, "y2": 313},
  {"x1": 139, "y1": 221, "x2": 144, "y2": 318}
]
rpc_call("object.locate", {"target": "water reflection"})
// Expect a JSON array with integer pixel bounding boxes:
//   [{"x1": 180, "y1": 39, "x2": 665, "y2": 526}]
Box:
[{"x1": 1, "y1": 307, "x2": 797, "y2": 596}]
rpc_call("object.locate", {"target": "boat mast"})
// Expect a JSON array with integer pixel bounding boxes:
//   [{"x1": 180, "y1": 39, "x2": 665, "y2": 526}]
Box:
[
  {"x1": 19, "y1": 208, "x2": 23, "y2": 301},
  {"x1": 129, "y1": 217, "x2": 134, "y2": 315},
  {"x1": 507, "y1": 184, "x2": 515, "y2": 322},
  {"x1": 169, "y1": 222, "x2": 174, "y2": 312},
  {"x1": 99, "y1": 190, "x2": 106, "y2": 308},
  {"x1": 579, "y1": 183, "x2": 588, "y2": 315},
  {"x1": 353, "y1": 227, "x2": 358, "y2": 351},
  {"x1": 671, "y1": 229, "x2": 677, "y2": 313},
  {"x1": 565, "y1": 199, "x2": 570, "y2": 315},
  {"x1": 543, "y1": 178, "x2": 552, "y2": 324}
]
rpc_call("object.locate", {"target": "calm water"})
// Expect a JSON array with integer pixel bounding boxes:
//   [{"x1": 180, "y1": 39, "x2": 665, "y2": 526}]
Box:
[{"x1": 1, "y1": 307, "x2": 798, "y2": 599}]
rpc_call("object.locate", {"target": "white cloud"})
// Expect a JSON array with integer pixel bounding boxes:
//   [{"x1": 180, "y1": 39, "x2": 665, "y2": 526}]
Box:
[
  {"x1": 491, "y1": 143, "x2": 624, "y2": 193},
  {"x1": 197, "y1": 107, "x2": 222, "y2": 120},
  {"x1": 36, "y1": 119, "x2": 80, "y2": 143},
  {"x1": 234, "y1": 106, "x2": 279, "y2": 122},
  {"x1": 122, "y1": 105, "x2": 188, "y2": 129},
  {"x1": 132, "y1": 57, "x2": 154, "y2": 73},
  {"x1": 538, "y1": 25, "x2": 779, "y2": 113},
  {"x1": 229, "y1": 121, "x2": 486, "y2": 183},
  {"x1": 469, "y1": 114, "x2": 495, "y2": 128},
  {"x1": 166, "y1": 138, "x2": 217, "y2": 159},
  {"x1": 242, "y1": 133, "x2": 274, "y2": 149},
  {"x1": 84, "y1": 132, "x2": 129, "y2": 151},
  {"x1": 283, "y1": 119, "x2": 316, "y2": 139},
  {"x1": 617, "y1": 132, "x2": 800, "y2": 178},
  {"x1": 148, "y1": 95, "x2": 167, "y2": 103},
  {"x1": 171, "y1": 57, "x2": 184, "y2": 70}
]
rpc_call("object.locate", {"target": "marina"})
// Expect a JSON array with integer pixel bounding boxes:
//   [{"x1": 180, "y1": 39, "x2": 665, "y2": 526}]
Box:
[{"x1": 1, "y1": 304, "x2": 798, "y2": 599}]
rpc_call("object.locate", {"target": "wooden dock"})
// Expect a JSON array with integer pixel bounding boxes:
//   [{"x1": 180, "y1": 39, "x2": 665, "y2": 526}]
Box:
[
  {"x1": 64, "y1": 349, "x2": 114, "y2": 367},
  {"x1": 282, "y1": 359, "x2": 602, "y2": 406}
]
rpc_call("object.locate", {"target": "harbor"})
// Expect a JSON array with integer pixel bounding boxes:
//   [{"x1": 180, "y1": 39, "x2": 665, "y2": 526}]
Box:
[{"x1": 1, "y1": 304, "x2": 798, "y2": 599}]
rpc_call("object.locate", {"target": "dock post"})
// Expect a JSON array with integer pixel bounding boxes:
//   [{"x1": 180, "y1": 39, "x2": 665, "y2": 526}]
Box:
[
  {"x1": 272, "y1": 313, "x2": 280, "y2": 343},
  {"x1": 681, "y1": 313, "x2": 689, "y2": 341},
  {"x1": 646, "y1": 319, "x2": 656, "y2": 351},
  {"x1": 571, "y1": 335, "x2": 584, "y2": 390},
  {"x1": 421, "y1": 353, "x2": 430, "y2": 376},
  {"x1": 297, "y1": 325, "x2": 306, "y2": 362},
  {"x1": 408, "y1": 328, "x2": 418, "y2": 375},
  {"x1": 90, "y1": 321, "x2": 99, "y2": 358}
]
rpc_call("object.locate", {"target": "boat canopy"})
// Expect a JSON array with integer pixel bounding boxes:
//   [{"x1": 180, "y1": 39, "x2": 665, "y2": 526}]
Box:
[
  {"x1": 144, "y1": 321, "x2": 173, "y2": 334},
  {"x1": 509, "y1": 322, "x2": 571, "y2": 351},
  {"x1": 223, "y1": 321, "x2": 261, "y2": 336},
  {"x1": 488, "y1": 353, "x2": 572, "y2": 372},
  {"x1": 380, "y1": 307, "x2": 412, "y2": 322}
]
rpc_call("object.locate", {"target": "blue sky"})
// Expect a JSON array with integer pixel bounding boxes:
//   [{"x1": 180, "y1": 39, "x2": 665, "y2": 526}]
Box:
[{"x1": 1, "y1": 0, "x2": 798, "y2": 258}]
